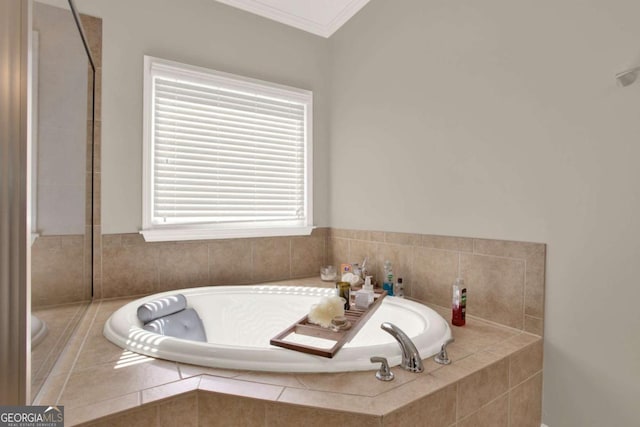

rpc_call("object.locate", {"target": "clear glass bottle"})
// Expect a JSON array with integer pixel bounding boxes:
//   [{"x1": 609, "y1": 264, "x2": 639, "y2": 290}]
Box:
[{"x1": 383, "y1": 260, "x2": 394, "y2": 296}]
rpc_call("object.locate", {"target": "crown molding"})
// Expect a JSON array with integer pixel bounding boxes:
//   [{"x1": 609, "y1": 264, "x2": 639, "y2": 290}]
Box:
[
  {"x1": 325, "y1": 0, "x2": 370, "y2": 37},
  {"x1": 215, "y1": 0, "x2": 370, "y2": 38}
]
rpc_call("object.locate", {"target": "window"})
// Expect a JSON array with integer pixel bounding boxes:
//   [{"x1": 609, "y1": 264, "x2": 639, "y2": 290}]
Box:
[{"x1": 141, "y1": 56, "x2": 313, "y2": 241}]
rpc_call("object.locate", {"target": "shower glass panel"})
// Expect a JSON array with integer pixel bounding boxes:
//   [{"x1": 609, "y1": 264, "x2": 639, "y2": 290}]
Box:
[{"x1": 30, "y1": 0, "x2": 95, "y2": 401}]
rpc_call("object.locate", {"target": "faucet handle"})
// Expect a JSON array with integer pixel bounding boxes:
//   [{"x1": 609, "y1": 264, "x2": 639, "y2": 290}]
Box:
[
  {"x1": 434, "y1": 338, "x2": 455, "y2": 365},
  {"x1": 370, "y1": 356, "x2": 394, "y2": 381}
]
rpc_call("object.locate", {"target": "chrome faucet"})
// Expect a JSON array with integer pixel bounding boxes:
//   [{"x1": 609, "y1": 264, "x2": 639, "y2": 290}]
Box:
[{"x1": 380, "y1": 322, "x2": 424, "y2": 373}]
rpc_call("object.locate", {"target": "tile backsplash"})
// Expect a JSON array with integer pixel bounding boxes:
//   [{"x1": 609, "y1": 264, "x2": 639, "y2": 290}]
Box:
[
  {"x1": 95, "y1": 227, "x2": 545, "y2": 335},
  {"x1": 97, "y1": 229, "x2": 327, "y2": 299},
  {"x1": 328, "y1": 229, "x2": 546, "y2": 335}
]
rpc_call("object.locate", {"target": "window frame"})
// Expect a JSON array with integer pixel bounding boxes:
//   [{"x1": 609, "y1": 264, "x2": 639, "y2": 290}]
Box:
[{"x1": 141, "y1": 56, "x2": 314, "y2": 242}]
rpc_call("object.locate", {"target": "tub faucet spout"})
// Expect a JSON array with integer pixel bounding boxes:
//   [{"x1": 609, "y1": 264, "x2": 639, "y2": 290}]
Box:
[{"x1": 380, "y1": 322, "x2": 424, "y2": 373}]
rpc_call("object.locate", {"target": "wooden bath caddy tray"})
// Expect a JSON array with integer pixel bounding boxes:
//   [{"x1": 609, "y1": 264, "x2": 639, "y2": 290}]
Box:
[{"x1": 270, "y1": 291, "x2": 387, "y2": 358}]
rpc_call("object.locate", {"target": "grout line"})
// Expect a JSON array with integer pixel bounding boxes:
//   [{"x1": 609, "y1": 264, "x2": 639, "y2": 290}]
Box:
[
  {"x1": 177, "y1": 364, "x2": 184, "y2": 380},
  {"x1": 523, "y1": 259, "x2": 528, "y2": 331},
  {"x1": 207, "y1": 243, "x2": 211, "y2": 285},
  {"x1": 275, "y1": 386, "x2": 286, "y2": 401},
  {"x1": 455, "y1": 380, "x2": 460, "y2": 421},
  {"x1": 289, "y1": 238, "x2": 292, "y2": 279},
  {"x1": 32, "y1": 303, "x2": 85, "y2": 384},
  {"x1": 457, "y1": 389, "x2": 509, "y2": 424},
  {"x1": 195, "y1": 385, "x2": 200, "y2": 427},
  {"x1": 509, "y1": 369, "x2": 543, "y2": 391}
]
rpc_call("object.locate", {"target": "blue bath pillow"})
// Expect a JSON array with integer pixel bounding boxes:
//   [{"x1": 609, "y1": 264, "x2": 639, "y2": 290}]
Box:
[
  {"x1": 137, "y1": 294, "x2": 187, "y2": 324},
  {"x1": 142, "y1": 308, "x2": 207, "y2": 342}
]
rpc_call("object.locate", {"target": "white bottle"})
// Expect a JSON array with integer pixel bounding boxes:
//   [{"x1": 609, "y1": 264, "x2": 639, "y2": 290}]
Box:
[{"x1": 355, "y1": 276, "x2": 375, "y2": 309}]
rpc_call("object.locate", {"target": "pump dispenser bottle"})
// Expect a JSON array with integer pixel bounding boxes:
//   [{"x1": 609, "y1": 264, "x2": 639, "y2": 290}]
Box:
[
  {"x1": 452, "y1": 278, "x2": 466, "y2": 326},
  {"x1": 355, "y1": 276, "x2": 375, "y2": 309}
]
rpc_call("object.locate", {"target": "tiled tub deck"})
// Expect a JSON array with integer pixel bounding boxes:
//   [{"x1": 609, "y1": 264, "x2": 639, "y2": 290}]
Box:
[{"x1": 35, "y1": 279, "x2": 542, "y2": 426}]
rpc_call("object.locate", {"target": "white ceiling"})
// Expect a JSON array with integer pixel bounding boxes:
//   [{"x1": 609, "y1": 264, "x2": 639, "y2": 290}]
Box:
[{"x1": 216, "y1": 0, "x2": 370, "y2": 38}]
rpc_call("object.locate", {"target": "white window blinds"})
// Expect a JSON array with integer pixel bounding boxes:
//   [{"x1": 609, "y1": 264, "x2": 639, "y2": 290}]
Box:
[{"x1": 143, "y1": 57, "x2": 313, "y2": 240}]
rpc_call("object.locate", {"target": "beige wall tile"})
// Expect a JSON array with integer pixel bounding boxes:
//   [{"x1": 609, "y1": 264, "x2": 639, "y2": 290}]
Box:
[
  {"x1": 277, "y1": 387, "x2": 376, "y2": 415},
  {"x1": 296, "y1": 369, "x2": 416, "y2": 397},
  {"x1": 60, "y1": 360, "x2": 179, "y2": 408},
  {"x1": 376, "y1": 243, "x2": 412, "y2": 292},
  {"x1": 102, "y1": 244, "x2": 158, "y2": 298},
  {"x1": 102, "y1": 234, "x2": 122, "y2": 248},
  {"x1": 457, "y1": 393, "x2": 508, "y2": 427},
  {"x1": 369, "y1": 230, "x2": 386, "y2": 242},
  {"x1": 348, "y1": 239, "x2": 379, "y2": 276},
  {"x1": 524, "y1": 315, "x2": 544, "y2": 336},
  {"x1": 198, "y1": 393, "x2": 266, "y2": 427},
  {"x1": 66, "y1": 392, "x2": 140, "y2": 426},
  {"x1": 411, "y1": 247, "x2": 458, "y2": 308},
  {"x1": 82, "y1": 405, "x2": 158, "y2": 427},
  {"x1": 157, "y1": 393, "x2": 197, "y2": 427},
  {"x1": 74, "y1": 334, "x2": 128, "y2": 371},
  {"x1": 473, "y1": 238, "x2": 544, "y2": 260},
  {"x1": 178, "y1": 363, "x2": 242, "y2": 380},
  {"x1": 234, "y1": 372, "x2": 306, "y2": 389},
  {"x1": 32, "y1": 235, "x2": 86, "y2": 307},
  {"x1": 252, "y1": 237, "x2": 291, "y2": 282},
  {"x1": 92, "y1": 120, "x2": 101, "y2": 173},
  {"x1": 525, "y1": 255, "x2": 546, "y2": 318},
  {"x1": 79, "y1": 14, "x2": 102, "y2": 68},
  {"x1": 485, "y1": 333, "x2": 540, "y2": 358},
  {"x1": 460, "y1": 254, "x2": 525, "y2": 329},
  {"x1": 384, "y1": 231, "x2": 420, "y2": 246},
  {"x1": 291, "y1": 236, "x2": 325, "y2": 278},
  {"x1": 122, "y1": 233, "x2": 146, "y2": 246},
  {"x1": 266, "y1": 403, "x2": 380, "y2": 427},
  {"x1": 208, "y1": 239, "x2": 252, "y2": 285},
  {"x1": 327, "y1": 237, "x2": 349, "y2": 268},
  {"x1": 509, "y1": 372, "x2": 543, "y2": 427},
  {"x1": 350, "y1": 229, "x2": 373, "y2": 241},
  {"x1": 329, "y1": 228, "x2": 351, "y2": 239},
  {"x1": 141, "y1": 378, "x2": 201, "y2": 403},
  {"x1": 93, "y1": 68, "x2": 102, "y2": 121},
  {"x1": 157, "y1": 243, "x2": 209, "y2": 291},
  {"x1": 198, "y1": 376, "x2": 283, "y2": 401},
  {"x1": 510, "y1": 341, "x2": 543, "y2": 387},
  {"x1": 310, "y1": 227, "x2": 329, "y2": 238},
  {"x1": 382, "y1": 383, "x2": 456, "y2": 427},
  {"x1": 457, "y1": 358, "x2": 509, "y2": 419},
  {"x1": 422, "y1": 235, "x2": 474, "y2": 252}
]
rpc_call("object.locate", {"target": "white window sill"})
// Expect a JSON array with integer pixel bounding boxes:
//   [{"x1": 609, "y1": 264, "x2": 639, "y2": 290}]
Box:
[{"x1": 140, "y1": 226, "x2": 315, "y2": 242}]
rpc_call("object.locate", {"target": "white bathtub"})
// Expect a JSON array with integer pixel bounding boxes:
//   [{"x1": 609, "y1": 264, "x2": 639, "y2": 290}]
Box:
[{"x1": 104, "y1": 285, "x2": 452, "y2": 373}]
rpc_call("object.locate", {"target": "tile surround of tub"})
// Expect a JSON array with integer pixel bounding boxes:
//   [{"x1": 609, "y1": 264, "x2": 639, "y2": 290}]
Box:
[
  {"x1": 328, "y1": 228, "x2": 546, "y2": 335},
  {"x1": 40, "y1": 282, "x2": 543, "y2": 426},
  {"x1": 97, "y1": 227, "x2": 544, "y2": 335},
  {"x1": 31, "y1": 235, "x2": 87, "y2": 307},
  {"x1": 100, "y1": 229, "x2": 328, "y2": 298}
]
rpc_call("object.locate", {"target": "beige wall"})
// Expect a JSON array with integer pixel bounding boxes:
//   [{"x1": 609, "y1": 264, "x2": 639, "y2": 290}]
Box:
[
  {"x1": 74, "y1": 0, "x2": 331, "y2": 233},
  {"x1": 329, "y1": 0, "x2": 640, "y2": 426}
]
